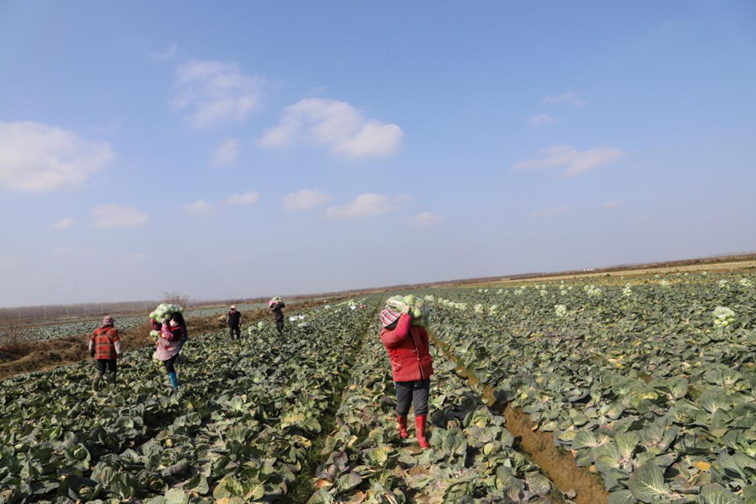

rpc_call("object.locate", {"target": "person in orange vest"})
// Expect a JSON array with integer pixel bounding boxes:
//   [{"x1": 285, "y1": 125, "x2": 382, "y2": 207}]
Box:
[{"x1": 89, "y1": 315, "x2": 122, "y2": 391}]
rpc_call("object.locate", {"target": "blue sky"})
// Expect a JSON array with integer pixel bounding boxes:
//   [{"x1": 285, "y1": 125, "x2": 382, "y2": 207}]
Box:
[{"x1": 1, "y1": 1, "x2": 755, "y2": 306}]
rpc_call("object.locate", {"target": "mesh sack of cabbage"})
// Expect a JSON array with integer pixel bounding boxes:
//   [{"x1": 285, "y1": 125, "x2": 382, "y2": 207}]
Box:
[
  {"x1": 385, "y1": 294, "x2": 430, "y2": 327},
  {"x1": 148, "y1": 303, "x2": 184, "y2": 324}
]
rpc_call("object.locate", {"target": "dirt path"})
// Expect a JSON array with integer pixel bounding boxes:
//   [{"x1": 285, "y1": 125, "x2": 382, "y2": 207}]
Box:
[{"x1": 428, "y1": 332, "x2": 609, "y2": 504}]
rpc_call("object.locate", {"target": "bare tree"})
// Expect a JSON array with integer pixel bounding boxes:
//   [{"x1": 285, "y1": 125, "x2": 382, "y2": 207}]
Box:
[
  {"x1": 0, "y1": 322, "x2": 29, "y2": 356},
  {"x1": 163, "y1": 291, "x2": 190, "y2": 308}
]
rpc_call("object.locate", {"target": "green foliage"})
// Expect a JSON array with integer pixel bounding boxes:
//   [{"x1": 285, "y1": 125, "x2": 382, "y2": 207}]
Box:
[
  {"x1": 0, "y1": 301, "x2": 376, "y2": 502},
  {"x1": 424, "y1": 272, "x2": 756, "y2": 502}
]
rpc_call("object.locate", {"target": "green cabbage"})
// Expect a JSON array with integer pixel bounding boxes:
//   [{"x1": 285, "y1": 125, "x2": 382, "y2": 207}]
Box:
[{"x1": 385, "y1": 294, "x2": 430, "y2": 327}]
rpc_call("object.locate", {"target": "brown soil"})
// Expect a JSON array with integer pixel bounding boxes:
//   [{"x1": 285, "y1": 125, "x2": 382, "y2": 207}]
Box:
[
  {"x1": 0, "y1": 299, "x2": 332, "y2": 382},
  {"x1": 428, "y1": 332, "x2": 608, "y2": 504},
  {"x1": 502, "y1": 405, "x2": 607, "y2": 504}
]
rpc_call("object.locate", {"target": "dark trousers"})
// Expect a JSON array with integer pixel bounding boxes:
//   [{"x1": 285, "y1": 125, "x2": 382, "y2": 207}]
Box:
[
  {"x1": 229, "y1": 326, "x2": 241, "y2": 340},
  {"x1": 275, "y1": 319, "x2": 284, "y2": 334},
  {"x1": 395, "y1": 379, "x2": 430, "y2": 416},
  {"x1": 164, "y1": 354, "x2": 179, "y2": 374},
  {"x1": 96, "y1": 359, "x2": 117, "y2": 374}
]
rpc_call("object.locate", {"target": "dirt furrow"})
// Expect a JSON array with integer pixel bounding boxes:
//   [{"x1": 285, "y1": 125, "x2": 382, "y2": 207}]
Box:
[{"x1": 428, "y1": 331, "x2": 609, "y2": 504}]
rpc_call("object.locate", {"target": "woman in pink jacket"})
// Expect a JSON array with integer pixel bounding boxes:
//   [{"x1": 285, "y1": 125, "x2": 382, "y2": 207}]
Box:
[
  {"x1": 379, "y1": 304, "x2": 434, "y2": 449},
  {"x1": 150, "y1": 312, "x2": 188, "y2": 390}
]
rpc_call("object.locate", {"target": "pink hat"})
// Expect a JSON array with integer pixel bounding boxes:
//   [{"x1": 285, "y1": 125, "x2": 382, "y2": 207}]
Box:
[
  {"x1": 268, "y1": 300, "x2": 276, "y2": 307},
  {"x1": 102, "y1": 315, "x2": 115, "y2": 326},
  {"x1": 379, "y1": 308, "x2": 401, "y2": 328}
]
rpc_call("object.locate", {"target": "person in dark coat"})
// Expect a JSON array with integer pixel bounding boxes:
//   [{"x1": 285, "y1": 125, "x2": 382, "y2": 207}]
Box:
[
  {"x1": 269, "y1": 299, "x2": 286, "y2": 334},
  {"x1": 379, "y1": 304, "x2": 434, "y2": 449},
  {"x1": 227, "y1": 305, "x2": 243, "y2": 340}
]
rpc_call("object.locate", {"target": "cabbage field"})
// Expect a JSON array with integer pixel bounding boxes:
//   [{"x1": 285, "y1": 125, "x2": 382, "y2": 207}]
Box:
[
  {"x1": 425, "y1": 272, "x2": 756, "y2": 503},
  {"x1": 0, "y1": 271, "x2": 754, "y2": 503},
  {"x1": 0, "y1": 302, "x2": 281, "y2": 345}
]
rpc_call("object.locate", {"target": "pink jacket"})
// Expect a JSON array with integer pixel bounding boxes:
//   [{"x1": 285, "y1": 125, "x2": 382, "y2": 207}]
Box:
[{"x1": 151, "y1": 319, "x2": 184, "y2": 361}]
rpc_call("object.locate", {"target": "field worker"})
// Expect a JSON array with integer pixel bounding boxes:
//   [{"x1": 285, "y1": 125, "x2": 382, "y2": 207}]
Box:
[
  {"x1": 89, "y1": 315, "x2": 122, "y2": 391},
  {"x1": 379, "y1": 304, "x2": 434, "y2": 449},
  {"x1": 150, "y1": 312, "x2": 188, "y2": 390},
  {"x1": 269, "y1": 299, "x2": 286, "y2": 334},
  {"x1": 227, "y1": 305, "x2": 243, "y2": 340}
]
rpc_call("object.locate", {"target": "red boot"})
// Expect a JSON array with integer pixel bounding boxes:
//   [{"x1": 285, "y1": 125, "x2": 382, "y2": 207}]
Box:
[
  {"x1": 416, "y1": 414, "x2": 430, "y2": 449},
  {"x1": 396, "y1": 414, "x2": 409, "y2": 439}
]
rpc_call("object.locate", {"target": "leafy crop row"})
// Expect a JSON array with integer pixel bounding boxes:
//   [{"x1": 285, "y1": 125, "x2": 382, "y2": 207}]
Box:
[
  {"x1": 425, "y1": 273, "x2": 756, "y2": 503},
  {"x1": 309, "y1": 322, "x2": 558, "y2": 503},
  {"x1": 0, "y1": 301, "x2": 376, "y2": 503}
]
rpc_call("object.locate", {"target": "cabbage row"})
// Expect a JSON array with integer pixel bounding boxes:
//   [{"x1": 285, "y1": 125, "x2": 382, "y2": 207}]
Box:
[
  {"x1": 309, "y1": 322, "x2": 559, "y2": 503},
  {"x1": 424, "y1": 273, "x2": 756, "y2": 504},
  {"x1": 0, "y1": 301, "x2": 376, "y2": 503}
]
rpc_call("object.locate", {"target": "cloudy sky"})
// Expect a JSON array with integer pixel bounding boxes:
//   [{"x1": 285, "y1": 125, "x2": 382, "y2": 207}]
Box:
[{"x1": 1, "y1": 2, "x2": 755, "y2": 307}]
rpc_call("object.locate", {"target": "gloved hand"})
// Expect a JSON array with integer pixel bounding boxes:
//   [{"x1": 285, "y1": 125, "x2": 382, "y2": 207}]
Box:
[
  {"x1": 117, "y1": 353, "x2": 122, "y2": 360},
  {"x1": 90, "y1": 350, "x2": 95, "y2": 358},
  {"x1": 401, "y1": 304, "x2": 411, "y2": 315}
]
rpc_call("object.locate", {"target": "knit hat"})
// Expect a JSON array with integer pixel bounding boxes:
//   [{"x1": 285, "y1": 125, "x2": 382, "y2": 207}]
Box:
[
  {"x1": 102, "y1": 315, "x2": 115, "y2": 326},
  {"x1": 379, "y1": 308, "x2": 401, "y2": 328}
]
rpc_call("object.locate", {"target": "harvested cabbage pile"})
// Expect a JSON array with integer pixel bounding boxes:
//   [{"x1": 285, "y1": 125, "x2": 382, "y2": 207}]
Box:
[
  {"x1": 148, "y1": 303, "x2": 184, "y2": 323},
  {"x1": 386, "y1": 294, "x2": 429, "y2": 327},
  {"x1": 148, "y1": 303, "x2": 184, "y2": 340}
]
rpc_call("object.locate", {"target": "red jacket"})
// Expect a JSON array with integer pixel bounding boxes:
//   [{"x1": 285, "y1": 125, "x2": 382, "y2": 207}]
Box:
[{"x1": 380, "y1": 314, "x2": 433, "y2": 382}]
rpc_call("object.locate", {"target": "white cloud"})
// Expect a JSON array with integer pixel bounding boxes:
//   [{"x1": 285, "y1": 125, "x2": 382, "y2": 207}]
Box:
[
  {"x1": 407, "y1": 212, "x2": 443, "y2": 227},
  {"x1": 184, "y1": 200, "x2": 216, "y2": 215},
  {"x1": 91, "y1": 205, "x2": 149, "y2": 228},
  {"x1": 541, "y1": 91, "x2": 586, "y2": 106},
  {"x1": 0, "y1": 255, "x2": 24, "y2": 268},
  {"x1": 52, "y1": 247, "x2": 102, "y2": 258},
  {"x1": 125, "y1": 253, "x2": 147, "y2": 263},
  {"x1": 150, "y1": 43, "x2": 178, "y2": 60},
  {"x1": 89, "y1": 123, "x2": 121, "y2": 135},
  {"x1": 325, "y1": 193, "x2": 399, "y2": 218},
  {"x1": 259, "y1": 98, "x2": 402, "y2": 159},
  {"x1": 223, "y1": 191, "x2": 259, "y2": 206},
  {"x1": 52, "y1": 218, "x2": 76, "y2": 230},
  {"x1": 173, "y1": 59, "x2": 263, "y2": 128},
  {"x1": 527, "y1": 113, "x2": 557, "y2": 127},
  {"x1": 211, "y1": 138, "x2": 240, "y2": 167},
  {"x1": 603, "y1": 201, "x2": 622, "y2": 210},
  {"x1": 282, "y1": 189, "x2": 332, "y2": 211},
  {"x1": 0, "y1": 121, "x2": 113, "y2": 193},
  {"x1": 530, "y1": 206, "x2": 572, "y2": 218},
  {"x1": 513, "y1": 145, "x2": 624, "y2": 176}
]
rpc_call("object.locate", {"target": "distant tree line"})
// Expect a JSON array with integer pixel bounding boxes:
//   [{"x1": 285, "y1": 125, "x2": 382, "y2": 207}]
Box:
[{"x1": 0, "y1": 301, "x2": 161, "y2": 321}]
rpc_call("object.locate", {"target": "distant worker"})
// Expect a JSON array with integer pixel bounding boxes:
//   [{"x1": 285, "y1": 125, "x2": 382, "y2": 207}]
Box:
[
  {"x1": 379, "y1": 304, "x2": 434, "y2": 449},
  {"x1": 227, "y1": 305, "x2": 243, "y2": 340},
  {"x1": 269, "y1": 298, "x2": 286, "y2": 334},
  {"x1": 89, "y1": 315, "x2": 122, "y2": 391},
  {"x1": 150, "y1": 312, "x2": 188, "y2": 391}
]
